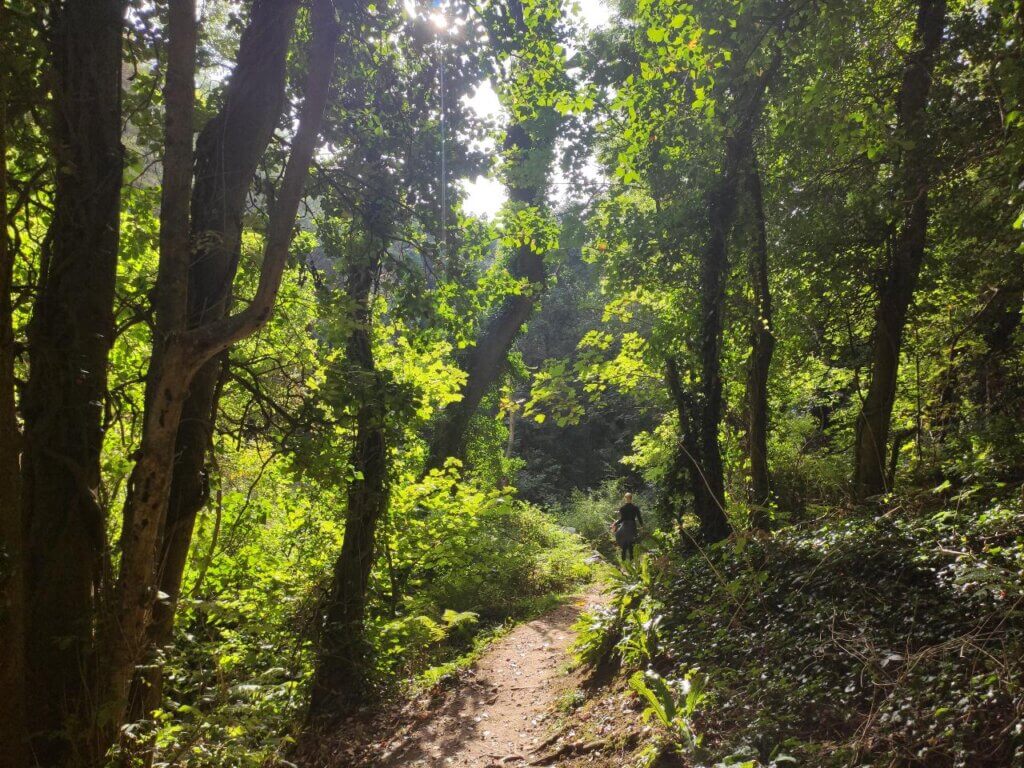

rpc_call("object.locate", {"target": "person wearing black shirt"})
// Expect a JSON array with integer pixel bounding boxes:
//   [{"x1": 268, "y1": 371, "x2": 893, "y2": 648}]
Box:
[{"x1": 611, "y1": 492, "x2": 644, "y2": 562}]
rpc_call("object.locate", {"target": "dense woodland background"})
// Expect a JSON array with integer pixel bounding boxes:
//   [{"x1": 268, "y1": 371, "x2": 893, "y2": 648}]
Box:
[{"x1": 1, "y1": 0, "x2": 1023, "y2": 766}]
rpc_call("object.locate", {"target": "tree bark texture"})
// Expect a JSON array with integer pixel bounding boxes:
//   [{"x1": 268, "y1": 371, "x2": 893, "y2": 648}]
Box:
[
  {"x1": 19, "y1": 0, "x2": 125, "y2": 761},
  {"x1": 426, "y1": 120, "x2": 553, "y2": 469},
  {"x1": 0, "y1": 34, "x2": 28, "y2": 764},
  {"x1": 886, "y1": 427, "x2": 915, "y2": 491},
  {"x1": 308, "y1": 249, "x2": 390, "y2": 720},
  {"x1": 696, "y1": 145, "x2": 738, "y2": 543},
  {"x1": 854, "y1": 0, "x2": 947, "y2": 499},
  {"x1": 743, "y1": 150, "x2": 775, "y2": 524},
  {"x1": 663, "y1": 357, "x2": 702, "y2": 526},
  {"x1": 127, "y1": 0, "x2": 300, "y2": 729}
]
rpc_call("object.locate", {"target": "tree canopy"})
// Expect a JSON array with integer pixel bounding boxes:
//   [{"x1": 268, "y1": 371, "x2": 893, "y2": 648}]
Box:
[{"x1": 1, "y1": 0, "x2": 1022, "y2": 765}]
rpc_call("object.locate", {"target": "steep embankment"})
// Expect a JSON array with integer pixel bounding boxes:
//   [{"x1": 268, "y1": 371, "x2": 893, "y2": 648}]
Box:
[{"x1": 555, "y1": 499, "x2": 1024, "y2": 767}]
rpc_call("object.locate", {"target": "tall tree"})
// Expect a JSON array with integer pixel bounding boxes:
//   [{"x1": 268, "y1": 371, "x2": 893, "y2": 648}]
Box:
[
  {"x1": 128, "y1": 0, "x2": 302, "y2": 729},
  {"x1": 426, "y1": 124, "x2": 557, "y2": 467},
  {"x1": 853, "y1": 0, "x2": 947, "y2": 499},
  {"x1": 684, "y1": 25, "x2": 785, "y2": 543},
  {"x1": 597, "y1": 0, "x2": 802, "y2": 541},
  {"x1": 18, "y1": 0, "x2": 126, "y2": 760},
  {"x1": 304, "y1": 0, "x2": 491, "y2": 715},
  {"x1": 692, "y1": 120, "x2": 755, "y2": 541},
  {"x1": 426, "y1": 0, "x2": 565, "y2": 469},
  {"x1": 101, "y1": 0, "x2": 341, "y2": 742},
  {"x1": 5, "y1": 0, "x2": 343, "y2": 761},
  {"x1": 743, "y1": 149, "x2": 775, "y2": 524},
  {"x1": 0, "y1": 4, "x2": 27, "y2": 759},
  {"x1": 307, "y1": 241, "x2": 389, "y2": 717}
]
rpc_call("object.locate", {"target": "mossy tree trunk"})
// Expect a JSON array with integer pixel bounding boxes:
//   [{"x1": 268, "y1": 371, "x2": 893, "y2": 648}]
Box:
[{"x1": 19, "y1": 0, "x2": 125, "y2": 760}]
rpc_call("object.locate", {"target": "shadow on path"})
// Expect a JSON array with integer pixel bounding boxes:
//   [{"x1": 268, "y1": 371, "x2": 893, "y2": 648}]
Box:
[{"x1": 376, "y1": 589, "x2": 605, "y2": 768}]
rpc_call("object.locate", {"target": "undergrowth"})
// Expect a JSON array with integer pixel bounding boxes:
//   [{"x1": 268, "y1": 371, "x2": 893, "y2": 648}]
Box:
[
  {"x1": 140, "y1": 472, "x2": 593, "y2": 767},
  {"x1": 573, "y1": 494, "x2": 1024, "y2": 767}
]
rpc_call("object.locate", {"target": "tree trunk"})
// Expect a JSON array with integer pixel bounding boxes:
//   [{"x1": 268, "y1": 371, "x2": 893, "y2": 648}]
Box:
[
  {"x1": 0, "y1": 38, "x2": 28, "y2": 764},
  {"x1": 127, "y1": 0, "x2": 300, "y2": 729},
  {"x1": 853, "y1": 0, "x2": 946, "y2": 499},
  {"x1": 308, "y1": 249, "x2": 390, "y2": 720},
  {"x1": 20, "y1": 0, "x2": 125, "y2": 761},
  {"x1": 886, "y1": 427, "x2": 915, "y2": 491},
  {"x1": 695, "y1": 150, "x2": 737, "y2": 543},
  {"x1": 743, "y1": 150, "x2": 775, "y2": 526},
  {"x1": 664, "y1": 357, "x2": 702, "y2": 526},
  {"x1": 687, "y1": 49, "x2": 780, "y2": 544},
  {"x1": 427, "y1": 121, "x2": 553, "y2": 469},
  {"x1": 100, "y1": 0, "x2": 339, "y2": 746}
]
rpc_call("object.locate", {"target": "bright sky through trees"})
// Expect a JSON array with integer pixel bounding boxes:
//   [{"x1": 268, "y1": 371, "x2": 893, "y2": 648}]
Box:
[
  {"x1": 7, "y1": 0, "x2": 1023, "y2": 764},
  {"x1": 461, "y1": 0, "x2": 612, "y2": 217}
]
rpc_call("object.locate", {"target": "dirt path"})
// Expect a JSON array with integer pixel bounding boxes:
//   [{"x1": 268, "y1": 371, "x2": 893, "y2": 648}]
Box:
[{"x1": 376, "y1": 588, "x2": 604, "y2": 767}]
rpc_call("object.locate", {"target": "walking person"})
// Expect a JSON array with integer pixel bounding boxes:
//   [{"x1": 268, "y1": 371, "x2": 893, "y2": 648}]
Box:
[{"x1": 611, "y1": 492, "x2": 644, "y2": 562}]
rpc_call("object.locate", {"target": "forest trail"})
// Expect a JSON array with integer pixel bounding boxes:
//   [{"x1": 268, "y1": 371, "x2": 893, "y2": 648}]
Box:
[{"x1": 375, "y1": 587, "x2": 604, "y2": 767}]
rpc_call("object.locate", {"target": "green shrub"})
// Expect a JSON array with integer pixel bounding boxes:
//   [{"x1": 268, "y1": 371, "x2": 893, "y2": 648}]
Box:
[
  {"x1": 143, "y1": 461, "x2": 592, "y2": 766},
  {"x1": 571, "y1": 554, "x2": 662, "y2": 669},
  {"x1": 384, "y1": 465, "x2": 592, "y2": 623},
  {"x1": 768, "y1": 411, "x2": 849, "y2": 515},
  {"x1": 417, "y1": 496, "x2": 592, "y2": 620},
  {"x1": 630, "y1": 668, "x2": 706, "y2": 764}
]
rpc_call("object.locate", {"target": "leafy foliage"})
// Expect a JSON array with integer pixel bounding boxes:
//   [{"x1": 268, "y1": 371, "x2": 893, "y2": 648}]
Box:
[
  {"x1": 579, "y1": 496, "x2": 1024, "y2": 767},
  {"x1": 4, "y1": 0, "x2": 1024, "y2": 764},
  {"x1": 629, "y1": 668, "x2": 706, "y2": 764}
]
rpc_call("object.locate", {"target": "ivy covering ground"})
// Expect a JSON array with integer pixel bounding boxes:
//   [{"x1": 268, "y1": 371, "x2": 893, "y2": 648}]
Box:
[{"x1": 568, "y1": 494, "x2": 1024, "y2": 768}]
